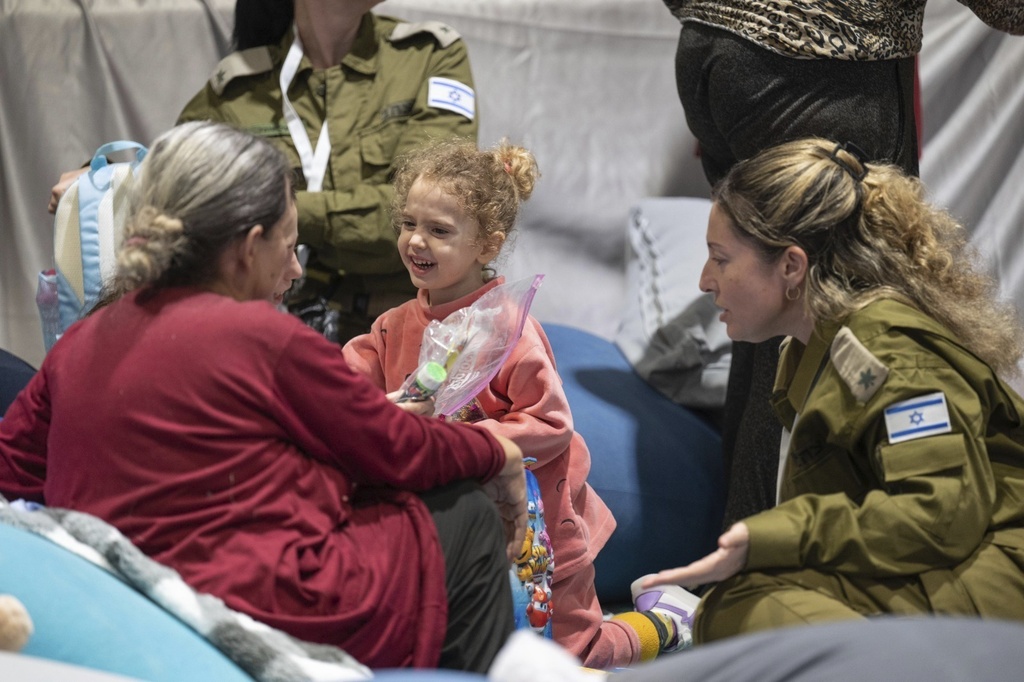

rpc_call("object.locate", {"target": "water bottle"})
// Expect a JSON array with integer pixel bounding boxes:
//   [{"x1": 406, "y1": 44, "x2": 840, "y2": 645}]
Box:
[
  {"x1": 397, "y1": 361, "x2": 448, "y2": 402},
  {"x1": 36, "y1": 269, "x2": 60, "y2": 352}
]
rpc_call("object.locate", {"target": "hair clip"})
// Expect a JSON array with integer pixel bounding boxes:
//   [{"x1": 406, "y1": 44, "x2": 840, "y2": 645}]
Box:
[{"x1": 827, "y1": 141, "x2": 869, "y2": 182}]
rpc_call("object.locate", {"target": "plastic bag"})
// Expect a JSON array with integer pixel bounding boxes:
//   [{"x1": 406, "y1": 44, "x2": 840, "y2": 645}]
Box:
[{"x1": 396, "y1": 275, "x2": 544, "y2": 417}]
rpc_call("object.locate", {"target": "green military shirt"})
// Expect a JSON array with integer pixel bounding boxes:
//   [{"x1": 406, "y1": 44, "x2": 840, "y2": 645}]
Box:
[
  {"x1": 743, "y1": 298, "x2": 1024, "y2": 615},
  {"x1": 177, "y1": 13, "x2": 478, "y2": 330}
]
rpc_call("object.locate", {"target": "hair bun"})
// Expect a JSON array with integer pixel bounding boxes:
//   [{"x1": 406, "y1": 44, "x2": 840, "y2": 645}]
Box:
[{"x1": 115, "y1": 206, "x2": 186, "y2": 291}]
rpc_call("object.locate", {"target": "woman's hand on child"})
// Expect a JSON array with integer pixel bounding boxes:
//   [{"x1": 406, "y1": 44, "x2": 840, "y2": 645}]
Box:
[
  {"x1": 641, "y1": 522, "x2": 750, "y2": 589},
  {"x1": 386, "y1": 390, "x2": 436, "y2": 417},
  {"x1": 483, "y1": 434, "x2": 528, "y2": 562}
]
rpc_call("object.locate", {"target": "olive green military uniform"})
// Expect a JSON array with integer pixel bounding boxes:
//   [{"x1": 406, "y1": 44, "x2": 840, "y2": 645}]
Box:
[
  {"x1": 694, "y1": 298, "x2": 1024, "y2": 642},
  {"x1": 178, "y1": 13, "x2": 478, "y2": 341}
]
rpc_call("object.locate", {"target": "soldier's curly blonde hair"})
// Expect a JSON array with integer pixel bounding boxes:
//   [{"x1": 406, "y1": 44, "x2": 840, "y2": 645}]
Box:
[
  {"x1": 390, "y1": 137, "x2": 539, "y2": 271},
  {"x1": 713, "y1": 137, "x2": 1022, "y2": 376}
]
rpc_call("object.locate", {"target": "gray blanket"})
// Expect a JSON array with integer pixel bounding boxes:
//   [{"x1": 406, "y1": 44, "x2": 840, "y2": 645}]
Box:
[{"x1": 0, "y1": 495, "x2": 371, "y2": 682}]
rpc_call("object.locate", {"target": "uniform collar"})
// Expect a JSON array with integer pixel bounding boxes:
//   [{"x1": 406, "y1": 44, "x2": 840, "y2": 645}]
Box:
[
  {"x1": 343, "y1": 13, "x2": 382, "y2": 76},
  {"x1": 771, "y1": 319, "x2": 841, "y2": 428},
  {"x1": 275, "y1": 14, "x2": 380, "y2": 78}
]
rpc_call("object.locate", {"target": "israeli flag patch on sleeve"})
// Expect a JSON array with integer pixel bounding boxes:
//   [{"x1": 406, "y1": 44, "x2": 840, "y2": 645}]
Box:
[
  {"x1": 883, "y1": 392, "x2": 953, "y2": 444},
  {"x1": 427, "y1": 77, "x2": 475, "y2": 120}
]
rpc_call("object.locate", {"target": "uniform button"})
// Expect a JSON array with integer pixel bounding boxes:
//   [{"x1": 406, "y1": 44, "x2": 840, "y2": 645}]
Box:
[{"x1": 316, "y1": 83, "x2": 326, "y2": 97}]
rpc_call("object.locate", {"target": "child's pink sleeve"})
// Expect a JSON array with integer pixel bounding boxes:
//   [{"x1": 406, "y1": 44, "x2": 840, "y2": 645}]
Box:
[
  {"x1": 472, "y1": 320, "x2": 575, "y2": 468},
  {"x1": 341, "y1": 330, "x2": 387, "y2": 389}
]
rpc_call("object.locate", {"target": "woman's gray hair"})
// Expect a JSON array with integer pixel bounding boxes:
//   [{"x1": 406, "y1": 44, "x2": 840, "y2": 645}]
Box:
[{"x1": 114, "y1": 120, "x2": 292, "y2": 293}]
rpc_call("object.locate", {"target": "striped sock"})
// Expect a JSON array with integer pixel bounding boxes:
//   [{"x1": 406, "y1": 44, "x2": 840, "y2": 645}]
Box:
[{"x1": 611, "y1": 611, "x2": 665, "y2": 662}]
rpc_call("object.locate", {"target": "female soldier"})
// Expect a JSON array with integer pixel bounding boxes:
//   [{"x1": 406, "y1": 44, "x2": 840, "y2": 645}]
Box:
[
  {"x1": 177, "y1": 0, "x2": 479, "y2": 342},
  {"x1": 640, "y1": 137, "x2": 1024, "y2": 643}
]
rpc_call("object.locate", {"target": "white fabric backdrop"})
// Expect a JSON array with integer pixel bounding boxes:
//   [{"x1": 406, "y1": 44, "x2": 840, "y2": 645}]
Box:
[
  {"x1": 2, "y1": 0, "x2": 1022, "y2": 379},
  {"x1": 1, "y1": 0, "x2": 234, "y2": 369}
]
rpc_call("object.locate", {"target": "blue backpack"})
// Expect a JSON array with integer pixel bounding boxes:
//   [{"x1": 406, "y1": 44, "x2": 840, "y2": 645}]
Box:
[{"x1": 38, "y1": 141, "x2": 147, "y2": 351}]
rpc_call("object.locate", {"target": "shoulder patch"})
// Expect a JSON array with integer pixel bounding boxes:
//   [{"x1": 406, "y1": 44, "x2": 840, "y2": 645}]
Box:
[
  {"x1": 389, "y1": 21, "x2": 461, "y2": 48},
  {"x1": 883, "y1": 392, "x2": 953, "y2": 444},
  {"x1": 209, "y1": 47, "x2": 274, "y2": 95},
  {"x1": 427, "y1": 77, "x2": 475, "y2": 120},
  {"x1": 831, "y1": 326, "x2": 889, "y2": 403}
]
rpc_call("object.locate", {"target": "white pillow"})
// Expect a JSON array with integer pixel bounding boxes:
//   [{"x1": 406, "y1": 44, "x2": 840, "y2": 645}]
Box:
[{"x1": 614, "y1": 197, "x2": 731, "y2": 408}]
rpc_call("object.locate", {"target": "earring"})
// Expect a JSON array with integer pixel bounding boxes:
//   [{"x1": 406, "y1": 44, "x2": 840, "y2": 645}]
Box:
[{"x1": 785, "y1": 286, "x2": 801, "y2": 301}]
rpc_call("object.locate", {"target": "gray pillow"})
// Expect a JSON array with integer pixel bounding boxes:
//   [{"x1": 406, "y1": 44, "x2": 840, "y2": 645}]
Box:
[{"x1": 614, "y1": 198, "x2": 731, "y2": 409}]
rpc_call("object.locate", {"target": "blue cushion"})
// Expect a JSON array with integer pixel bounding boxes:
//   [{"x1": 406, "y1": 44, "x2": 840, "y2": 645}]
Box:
[
  {"x1": 543, "y1": 323, "x2": 725, "y2": 604},
  {"x1": 0, "y1": 523, "x2": 252, "y2": 681}
]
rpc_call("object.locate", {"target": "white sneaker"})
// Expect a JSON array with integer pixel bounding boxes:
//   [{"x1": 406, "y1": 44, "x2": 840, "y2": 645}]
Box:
[{"x1": 631, "y1": 575, "x2": 701, "y2": 652}]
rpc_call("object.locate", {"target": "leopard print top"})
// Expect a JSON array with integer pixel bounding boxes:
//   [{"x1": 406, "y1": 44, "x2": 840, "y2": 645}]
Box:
[{"x1": 663, "y1": 0, "x2": 1024, "y2": 60}]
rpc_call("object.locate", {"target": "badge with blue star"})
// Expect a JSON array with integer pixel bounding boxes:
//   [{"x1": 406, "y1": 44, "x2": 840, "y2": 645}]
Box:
[{"x1": 883, "y1": 392, "x2": 953, "y2": 444}]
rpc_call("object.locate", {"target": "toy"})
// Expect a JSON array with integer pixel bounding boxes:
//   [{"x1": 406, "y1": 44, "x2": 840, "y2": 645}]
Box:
[
  {"x1": 0, "y1": 594, "x2": 33, "y2": 652},
  {"x1": 507, "y1": 465, "x2": 554, "y2": 638}
]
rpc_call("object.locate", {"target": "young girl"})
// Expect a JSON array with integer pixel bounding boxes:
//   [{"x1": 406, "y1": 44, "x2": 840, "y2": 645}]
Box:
[{"x1": 342, "y1": 138, "x2": 697, "y2": 668}]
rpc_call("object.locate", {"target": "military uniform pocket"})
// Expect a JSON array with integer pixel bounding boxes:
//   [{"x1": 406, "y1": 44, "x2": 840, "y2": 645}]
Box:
[
  {"x1": 782, "y1": 443, "x2": 870, "y2": 502},
  {"x1": 359, "y1": 121, "x2": 402, "y2": 174},
  {"x1": 878, "y1": 432, "x2": 966, "y2": 483},
  {"x1": 876, "y1": 433, "x2": 968, "y2": 536}
]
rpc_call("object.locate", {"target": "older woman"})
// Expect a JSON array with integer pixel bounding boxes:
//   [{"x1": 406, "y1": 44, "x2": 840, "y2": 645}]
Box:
[
  {"x1": 1, "y1": 121, "x2": 525, "y2": 672},
  {"x1": 639, "y1": 137, "x2": 1024, "y2": 643}
]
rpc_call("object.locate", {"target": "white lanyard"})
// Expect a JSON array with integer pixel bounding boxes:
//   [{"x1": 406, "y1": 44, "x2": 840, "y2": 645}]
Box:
[{"x1": 279, "y1": 29, "x2": 330, "y2": 192}]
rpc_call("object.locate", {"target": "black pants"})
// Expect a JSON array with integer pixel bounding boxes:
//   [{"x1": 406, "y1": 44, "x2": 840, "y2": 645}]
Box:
[
  {"x1": 420, "y1": 480, "x2": 514, "y2": 673},
  {"x1": 673, "y1": 23, "x2": 919, "y2": 528}
]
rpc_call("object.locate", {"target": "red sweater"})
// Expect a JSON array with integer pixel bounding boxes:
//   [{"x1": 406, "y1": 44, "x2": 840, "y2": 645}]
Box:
[{"x1": 0, "y1": 287, "x2": 505, "y2": 668}]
